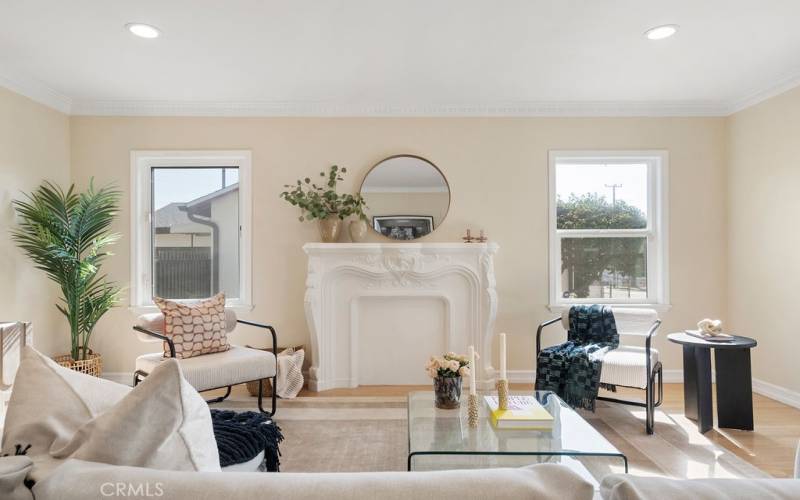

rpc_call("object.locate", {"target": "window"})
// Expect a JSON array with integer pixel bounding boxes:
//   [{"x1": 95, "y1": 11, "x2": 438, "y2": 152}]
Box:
[
  {"x1": 131, "y1": 151, "x2": 252, "y2": 310},
  {"x1": 548, "y1": 151, "x2": 668, "y2": 309}
]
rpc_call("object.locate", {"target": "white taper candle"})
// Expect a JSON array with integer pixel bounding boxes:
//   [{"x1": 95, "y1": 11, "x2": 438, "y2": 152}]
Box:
[
  {"x1": 500, "y1": 332, "x2": 507, "y2": 380},
  {"x1": 469, "y1": 345, "x2": 477, "y2": 396}
]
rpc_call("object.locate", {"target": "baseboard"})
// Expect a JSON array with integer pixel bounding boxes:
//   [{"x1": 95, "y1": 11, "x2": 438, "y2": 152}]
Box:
[
  {"x1": 662, "y1": 369, "x2": 718, "y2": 384},
  {"x1": 661, "y1": 370, "x2": 800, "y2": 410},
  {"x1": 507, "y1": 370, "x2": 536, "y2": 384},
  {"x1": 752, "y1": 378, "x2": 800, "y2": 409},
  {"x1": 107, "y1": 368, "x2": 800, "y2": 410},
  {"x1": 661, "y1": 369, "x2": 683, "y2": 383}
]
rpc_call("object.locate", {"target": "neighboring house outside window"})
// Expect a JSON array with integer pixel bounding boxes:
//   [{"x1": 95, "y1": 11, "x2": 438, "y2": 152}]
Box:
[
  {"x1": 548, "y1": 151, "x2": 669, "y2": 310},
  {"x1": 131, "y1": 151, "x2": 252, "y2": 310}
]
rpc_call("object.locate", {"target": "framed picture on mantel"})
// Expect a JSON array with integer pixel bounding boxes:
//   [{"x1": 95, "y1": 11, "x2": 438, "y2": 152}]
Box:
[{"x1": 373, "y1": 216, "x2": 434, "y2": 240}]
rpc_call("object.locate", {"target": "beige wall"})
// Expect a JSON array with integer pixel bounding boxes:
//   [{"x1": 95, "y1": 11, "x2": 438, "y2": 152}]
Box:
[
  {"x1": 0, "y1": 87, "x2": 70, "y2": 355},
  {"x1": 727, "y1": 86, "x2": 800, "y2": 394},
  {"x1": 69, "y1": 116, "x2": 728, "y2": 376}
]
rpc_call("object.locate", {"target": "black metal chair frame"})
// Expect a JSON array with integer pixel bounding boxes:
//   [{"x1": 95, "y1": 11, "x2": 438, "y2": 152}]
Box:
[
  {"x1": 535, "y1": 316, "x2": 663, "y2": 434},
  {"x1": 132, "y1": 319, "x2": 278, "y2": 417}
]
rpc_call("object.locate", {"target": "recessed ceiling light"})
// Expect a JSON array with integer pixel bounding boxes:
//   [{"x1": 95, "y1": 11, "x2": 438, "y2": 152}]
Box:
[
  {"x1": 126, "y1": 23, "x2": 160, "y2": 39},
  {"x1": 644, "y1": 24, "x2": 678, "y2": 40}
]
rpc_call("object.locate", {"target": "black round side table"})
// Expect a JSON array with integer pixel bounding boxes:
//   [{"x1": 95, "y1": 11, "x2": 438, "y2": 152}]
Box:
[{"x1": 667, "y1": 332, "x2": 757, "y2": 434}]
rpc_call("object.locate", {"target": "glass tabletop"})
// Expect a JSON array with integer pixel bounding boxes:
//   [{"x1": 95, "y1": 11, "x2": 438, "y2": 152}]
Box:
[{"x1": 407, "y1": 390, "x2": 624, "y2": 459}]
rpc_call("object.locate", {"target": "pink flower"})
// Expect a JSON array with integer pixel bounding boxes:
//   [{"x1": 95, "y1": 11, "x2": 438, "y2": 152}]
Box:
[{"x1": 459, "y1": 366, "x2": 470, "y2": 378}]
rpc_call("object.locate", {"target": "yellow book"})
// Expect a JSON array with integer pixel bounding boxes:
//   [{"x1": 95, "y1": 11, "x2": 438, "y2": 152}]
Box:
[{"x1": 484, "y1": 395, "x2": 554, "y2": 430}]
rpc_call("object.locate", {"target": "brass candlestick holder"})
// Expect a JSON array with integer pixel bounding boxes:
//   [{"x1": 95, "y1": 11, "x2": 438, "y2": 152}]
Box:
[
  {"x1": 467, "y1": 393, "x2": 479, "y2": 427},
  {"x1": 496, "y1": 378, "x2": 509, "y2": 410}
]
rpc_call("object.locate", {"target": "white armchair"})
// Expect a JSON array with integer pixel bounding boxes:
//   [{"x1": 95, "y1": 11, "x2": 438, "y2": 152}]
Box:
[
  {"x1": 536, "y1": 307, "x2": 663, "y2": 434},
  {"x1": 132, "y1": 310, "x2": 277, "y2": 416}
]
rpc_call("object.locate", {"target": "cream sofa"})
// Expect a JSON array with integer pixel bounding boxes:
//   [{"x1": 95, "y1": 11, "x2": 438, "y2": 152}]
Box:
[
  {"x1": 600, "y1": 471, "x2": 800, "y2": 500},
  {"x1": 17, "y1": 459, "x2": 592, "y2": 500},
  {"x1": 0, "y1": 347, "x2": 597, "y2": 500},
  {"x1": 3, "y1": 347, "x2": 798, "y2": 500}
]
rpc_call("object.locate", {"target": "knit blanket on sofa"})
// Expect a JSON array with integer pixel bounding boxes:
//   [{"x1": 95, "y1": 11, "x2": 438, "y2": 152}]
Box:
[
  {"x1": 535, "y1": 305, "x2": 619, "y2": 411},
  {"x1": 210, "y1": 410, "x2": 283, "y2": 471}
]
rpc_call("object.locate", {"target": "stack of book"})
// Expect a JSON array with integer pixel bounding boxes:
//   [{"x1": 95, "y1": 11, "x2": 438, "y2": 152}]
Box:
[
  {"x1": 684, "y1": 329, "x2": 734, "y2": 342},
  {"x1": 484, "y1": 395, "x2": 554, "y2": 430}
]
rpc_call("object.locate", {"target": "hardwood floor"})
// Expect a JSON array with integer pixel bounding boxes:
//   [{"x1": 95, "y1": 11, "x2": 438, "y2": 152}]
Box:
[
  {"x1": 287, "y1": 382, "x2": 800, "y2": 478},
  {"x1": 218, "y1": 381, "x2": 798, "y2": 477}
]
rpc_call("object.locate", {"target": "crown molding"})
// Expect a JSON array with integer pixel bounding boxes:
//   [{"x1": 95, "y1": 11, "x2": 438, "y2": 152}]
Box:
[
  {"x1": 0, "y1": 65, "x2": 72, "y2": 114},
  {"x1": 725, "y1": 67, "x2": 800, "y2": 114},
  {"x1": 69, "y1": 98, "x2": 728, "y2": 117},
  {"x1": 3, "y1": 64, "x2": 800, "y2": 118}
]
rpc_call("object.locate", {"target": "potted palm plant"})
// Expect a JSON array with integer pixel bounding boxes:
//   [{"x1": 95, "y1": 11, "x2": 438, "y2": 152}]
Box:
[{"x1": 11, "y1": 180, "x2": 122, "y2": 376}]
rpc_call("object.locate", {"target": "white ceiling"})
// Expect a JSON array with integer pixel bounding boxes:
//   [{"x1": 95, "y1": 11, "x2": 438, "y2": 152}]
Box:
[{"x1": 1, "y1": 0, "x2": 799, "y2": 116}]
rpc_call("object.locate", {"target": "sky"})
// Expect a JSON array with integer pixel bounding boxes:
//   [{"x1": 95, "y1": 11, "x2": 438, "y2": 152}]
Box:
[
  {"x1": 152, "y1": 167, "x2": 239, "y2": 209},
  {"x1": 556, "y1": 163, "x2": 648, "y2": 215}
]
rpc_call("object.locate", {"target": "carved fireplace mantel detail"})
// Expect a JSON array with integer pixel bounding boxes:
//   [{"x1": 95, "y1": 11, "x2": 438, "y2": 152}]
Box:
[{"x1": 303, "y1": 242, "x2": 499, "y2": 391}]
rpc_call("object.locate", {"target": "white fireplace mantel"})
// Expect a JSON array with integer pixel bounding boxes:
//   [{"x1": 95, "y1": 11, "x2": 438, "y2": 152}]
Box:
[{"x1": 303, "y1": 242, "x2": 499, "y2": 391}]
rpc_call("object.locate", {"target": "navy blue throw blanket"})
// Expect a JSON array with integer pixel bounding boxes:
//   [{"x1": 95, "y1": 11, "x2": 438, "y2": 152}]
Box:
[
  {"x1": 210, "y1": 410, "x2": 283, "y2": 472},
  {"x1": 535, "y1": 305, "x2": 619, "y2": 411}
]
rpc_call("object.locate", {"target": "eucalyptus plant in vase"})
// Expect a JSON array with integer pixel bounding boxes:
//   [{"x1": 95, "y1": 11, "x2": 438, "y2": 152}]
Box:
[
  {"x1": 11, "y1": 180, "x2": 122, "y2": 376},
  {"x1": 341, "y1": 193, "x2": 368, "y2": 242},
  {"x1": 280, "y1": 165, "x2": 366, "y2": 242}
]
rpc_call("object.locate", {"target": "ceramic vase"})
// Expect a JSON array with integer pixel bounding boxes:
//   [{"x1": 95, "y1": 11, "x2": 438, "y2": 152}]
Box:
[
  {"x1": 433, "y1": 375, "x2": 462, "y2": 409},
  {"x1": 318, "y1": 216, "x2": 342, "y2": 242},
  {"x1": 349, "y1": 219, "x2": 368, "y2": 242}
]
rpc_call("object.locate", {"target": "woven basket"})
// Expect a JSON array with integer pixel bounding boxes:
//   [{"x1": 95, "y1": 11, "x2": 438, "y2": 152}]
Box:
[
  {"x1": 53, "y1": 351, "x2": 103, "y2": 377},
  {"x1": 245, "y1": 344, "x2": 304, "y2": 397},
  {"x1": 246, "y1": 378, "x2": 273, "y2": 398}
]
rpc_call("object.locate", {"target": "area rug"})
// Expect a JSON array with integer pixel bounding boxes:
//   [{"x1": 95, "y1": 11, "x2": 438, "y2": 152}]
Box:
[{"x1": 212, "y1": 395, "x2": 769, "y2": 479}]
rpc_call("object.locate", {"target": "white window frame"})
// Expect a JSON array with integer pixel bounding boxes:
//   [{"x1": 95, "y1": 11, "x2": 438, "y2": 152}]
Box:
[
  {"x1": 130, "y1": 150, "x2": 253, "y2": 312},
  {"x1": 548, "y1": 150, "x2": 670, "y2": 311}
]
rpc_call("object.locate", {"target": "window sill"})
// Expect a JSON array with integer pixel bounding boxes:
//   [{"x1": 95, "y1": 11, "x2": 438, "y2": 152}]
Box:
[
  {"x1": 129, "y1": 303, "x2": 255, "y2": 316},
  {"x1": 547, "y1": 303, "x2": 672, "y2": 314}
]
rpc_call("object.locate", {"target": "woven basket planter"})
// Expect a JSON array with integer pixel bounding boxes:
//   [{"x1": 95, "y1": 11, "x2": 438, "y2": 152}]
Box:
[
  {"x1": 244, "y1": 344, "x2": 304, "y2": 397},
  {"x1": 53, "y1": 351, "x2": 103, "y2": 377},
  {"x1": 246, "y1": 378, "x2": 273, "y2": 398}
]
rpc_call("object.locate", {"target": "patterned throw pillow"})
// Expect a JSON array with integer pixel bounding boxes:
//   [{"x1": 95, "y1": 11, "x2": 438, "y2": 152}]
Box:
[{"x1": 153, "y1": 293, "x2": 230, "y2": 359}]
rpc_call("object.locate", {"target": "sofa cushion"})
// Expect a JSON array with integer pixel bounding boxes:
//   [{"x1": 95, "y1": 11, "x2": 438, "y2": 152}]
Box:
[
  {"x1": 135, "y1": 309, "x2": 238, "y2": 342},
  {"x1": 34, "y1": 460, "x2": 595, "y2": 500},
  {"x1": 0, "y1": 456, "x2": 33, "y2": 500},
  {"x1": 1, "y1": 347, "x2": 130, "y2": 479},
  {"x1": 2, "y1": 347, "x2": 220, "y2": 481},
  {"x1": 601, "y1": 473, "x2": 800, "y2": 500},
  {"x1": 51, "y1": 358, "x2": 220, "y2": 473},
  {"x1": 136, "y1": 345, "x2": 276, "y2": 392},
  {"x1": 154, "y1": 293, "x2": 230, "y2": 359}
]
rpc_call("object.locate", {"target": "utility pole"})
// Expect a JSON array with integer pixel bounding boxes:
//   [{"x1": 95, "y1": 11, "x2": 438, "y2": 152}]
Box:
[
  {"x1": 605, "y1": 183, "x2": 623, "y2": 296},
  {"x1": 605, "y1": 183, "x2": 622, "y2": 206}
]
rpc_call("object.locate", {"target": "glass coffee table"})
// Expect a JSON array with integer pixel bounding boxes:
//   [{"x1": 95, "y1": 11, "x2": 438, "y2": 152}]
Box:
[{"x1": 407, "y1": 390, "x2": 627, "y2": 476}]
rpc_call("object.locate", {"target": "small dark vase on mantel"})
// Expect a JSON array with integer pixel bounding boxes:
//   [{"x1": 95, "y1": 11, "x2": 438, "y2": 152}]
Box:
[{"x1": 433, "y1": 375, "x2": 462, "y2": 409}]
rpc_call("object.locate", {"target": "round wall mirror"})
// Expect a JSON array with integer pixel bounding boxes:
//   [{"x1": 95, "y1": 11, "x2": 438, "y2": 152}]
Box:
[{"x1": 360, "y1": 155, "x2": 450, "y2": 240}]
